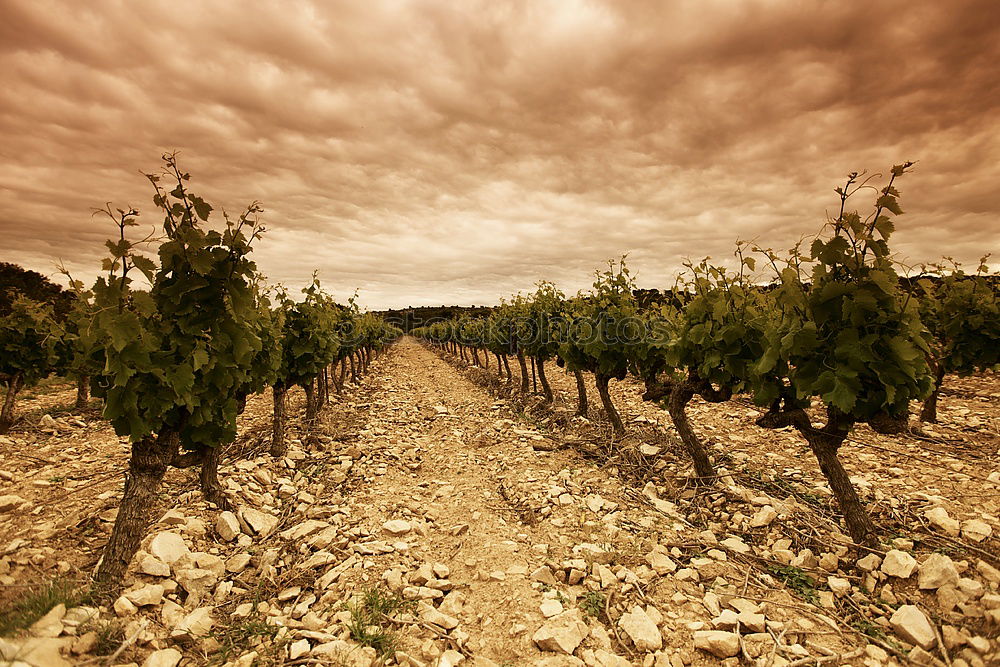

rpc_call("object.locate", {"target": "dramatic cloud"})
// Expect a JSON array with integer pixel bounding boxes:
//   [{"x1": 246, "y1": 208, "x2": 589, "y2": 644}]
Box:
[{"x1": 1, "y1": 0, "x2": 998, "y2": 308}]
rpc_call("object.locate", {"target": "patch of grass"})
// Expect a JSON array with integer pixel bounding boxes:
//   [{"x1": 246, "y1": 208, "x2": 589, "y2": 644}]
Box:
[
  {"x1": 851, "y1": 616, "x2": 903, "y2": 652},
  {"x1": 768, "y1": 565, "x2": 819, "y2": 605},
  {"x1": 209, "y1": 610, "x2": 278, "y2": 664},
  {"x1": 77, "y1": 618, "x2": 126, "y2": 656},
  {"x1": 0, "y1": 579, "x2": 92, "y2": 637},
  {"x1": 580, "y1": 591, "x2": 606, "y2": 620},
  {"x1": 343, "y1": 585, "x2": 411, "y2": 658}
]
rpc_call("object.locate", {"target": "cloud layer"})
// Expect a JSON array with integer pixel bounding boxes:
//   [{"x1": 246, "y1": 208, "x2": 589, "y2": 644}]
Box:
[{"x1": 2, "y1": 0, "x2": 998, "y2": 308}]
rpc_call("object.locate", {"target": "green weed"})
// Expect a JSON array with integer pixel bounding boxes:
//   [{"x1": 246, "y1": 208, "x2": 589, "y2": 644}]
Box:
[
  {"x1": 580, "y1": 591, "x2": 606, "y2": 620},
  {"x1": 768, "y1": 565, "x2": 819, "y2": 605},
  {"x1": 0, "y1": 579, "x2": 92, "y2": 637},
  {"x1": 343, "y1": 585, "x2": 412, "y2": 658}
]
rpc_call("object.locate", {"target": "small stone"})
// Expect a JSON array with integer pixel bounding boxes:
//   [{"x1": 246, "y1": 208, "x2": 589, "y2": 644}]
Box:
[
  {"x1": 693, "y1": 630, "x2": 740, "y2": 658},
  {"x1": 0, "y1": 494, "x2": 28, "y2": 513},
  {"x1": 418, "y1": 602, "x2": 459, "y2": 630},
  {"x1": 139, "y1": 555, "x2": 171, "y2": 577},
  {"x1": 719, "y1": 537, "x2": 751, "y2": 554},
  {"x1": 160, "y1": 509, "x2": 186, "y2": 525},
  {"x1": 439, "y1": 649, "x2": 465, "y2": 667},
  {"x1": 289, "y1": 638, "x2": 310, "y2": 660},
  {"x1": 647, "y1": 552, "x2": 677, "y2": 575},
  {"x1": 818, "y1": 553, "x2": 839, "y2": 572},
  {"x1": 125, "y1": 584, "x2": 164, "y2": 607},
  {"x1": 71, "y1": 631, "x2": 98, "y2": 655},
  {"x1": 175, "y1": 567, "x2": 219, "y2": 601},
  {"x1": 925, "y1": 507, "x2": 960, "y2": 536},
  {"x1": 383, "y1": 519, "x2": 412, "y2": 536},
  {"x1": 857, "y1": 553, "x2": 882, "y2": 572},
  {"x1": 149, "y1": 532, "x2": 189, "y2": 564},
  {"x1": 532, "y1": 609, "x2": 589, "y2": 655},
  {"x1": 827, "y1": 576, "x2": 851, "y2": 596},
  {"x1": 750, "y1": 506, "x2": 778, "y2": 527},
  {"x1": 531, "y1": 565, "x2": 556, "y2": 586},
  {"x1": 0, "y1": 637, "x2": 72, "y2": 667},
  {"x1": 540, "y1": 599, "x2": 564, "y2": 618},
  {"x1": 737, "y1": 611, "x2": 766, "y2": 633},
  {"x1": 881, "y1": 550, "x2": 918, "y2": 578},
  {"x1": 908, "y1": 646, "x2": 937, "y2": 665},
  {"x1": 960, "y1": 519, "x2": 992, "y2": 543},
  {"x1": 239, "y1": 507, "x2": 279, "y2": 537},
  {"x1": 113, "y1": 596, "x2": 138, "y2": 616},
  {"x1": 889, "y1": 605, "x2": 936, "y2": 649},
  {"x1": 28, "y1": 603, "x2": 66, "y2": 637},
  {"x1": 618, "y1": 606, "x2": 662, "y2": 651},
  {"x1": 171, "y1": 606, "x2": 214, "y2": 640},
  {"x1": 216, "y1": 511, "x2": 241, "y2": 541},
  {"x1": 226, "y1": 553, "x2": 252, "y2": 573},
  {"x1": 791, "y1": 549, "x2": 818, "y2": 569},
  {"x1": 142, "y1": 647, "x2": 183, "y2": 667},
  {"x1": 918, "y1": 553, "x2": 960, "y2": 590}
]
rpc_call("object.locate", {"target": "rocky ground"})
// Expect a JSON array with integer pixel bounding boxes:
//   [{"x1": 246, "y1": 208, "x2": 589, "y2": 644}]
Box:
[{"x1": 0, "y1": 338, "x2": 998, "y2": 667}]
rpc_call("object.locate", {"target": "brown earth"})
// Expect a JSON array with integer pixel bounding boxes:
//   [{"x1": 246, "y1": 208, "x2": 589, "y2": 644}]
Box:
[{"x1": 0, "y1": 338, "x2": 998, "y2": 667}]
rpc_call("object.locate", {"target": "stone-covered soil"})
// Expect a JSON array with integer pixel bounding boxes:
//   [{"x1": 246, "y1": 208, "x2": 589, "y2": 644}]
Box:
[{"x1": 0, "y1": 338, "x2": 998, "y2": 667}]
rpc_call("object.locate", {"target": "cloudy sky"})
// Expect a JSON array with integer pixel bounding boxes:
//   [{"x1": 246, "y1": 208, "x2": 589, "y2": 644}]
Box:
[{"x1": 1, "y1": 0, "x2": 998, "y2": 309}]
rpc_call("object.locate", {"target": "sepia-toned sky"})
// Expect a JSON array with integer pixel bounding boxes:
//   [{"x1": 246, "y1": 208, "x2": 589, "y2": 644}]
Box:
[{"x1": 1, "y1": 0, "x2": 998, "y2": 309}]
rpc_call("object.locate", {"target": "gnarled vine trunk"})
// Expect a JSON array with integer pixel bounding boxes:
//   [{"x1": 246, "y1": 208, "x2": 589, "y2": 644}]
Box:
[
  {"x1": 804, "y1": 420, "x2": 876, "y2": 546},
  {"x1": 0, "y1": 373, "x2": 23, "y2": 435},
  {"x1": 668, "y1": 383, "x2": 714, "y2": 479},
  {"x1": 573, "y1": 369, "x2": 588, "y2": 416},
  {"x1": 757, "y1": 407, "x2": 877, "y2": 546},
  {"x1": 96, "y1": 427, "x2": 179, "y2": 588},
  {"x1": 270, "y1": 383, "x2": 287, "y2": 457},
  {"x1": 198, "y1": 444, "x2": 229, "y2": 509},
  {"x1": 536, "y1": 356, "x2": 553, "y2": 403},
  {"x1": 502, "y1": 355, "x2": 512, "y2": 381},
  {"x1": 75, "y1": 375, "x2": 90, "y2": 410},
  {"x1": 337, "y1": 359, "x2": 347, "y2": 393},
  {"x1": 595, "y1": 373, "x2": 625, "y2": 436},
  {"x1": 517, "y1": 353, "x2": 529, "y2": 393},
  {"x1": 349, "y1": 353, "x2": 359, "y2": 383},
  {"x1": 920, "y1": 363, "x2": 946, "y2": 423},
  {"x1": 304, "y1": 380, "x2": 318, "y2": 422}
]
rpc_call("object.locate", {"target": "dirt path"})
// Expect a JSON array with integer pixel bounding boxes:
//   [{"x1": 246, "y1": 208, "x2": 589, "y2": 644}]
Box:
[
  {"x1": 338, "y1": 337, "x2": 608, "y2": 664},
  {"x1": 318, "y1": 339, "x2": 871, "y2": 666}
]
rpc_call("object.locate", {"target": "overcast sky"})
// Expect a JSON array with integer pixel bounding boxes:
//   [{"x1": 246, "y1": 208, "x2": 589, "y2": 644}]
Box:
[{"x1": 1, "y1": 0, "x2": 998, "y2": 310}]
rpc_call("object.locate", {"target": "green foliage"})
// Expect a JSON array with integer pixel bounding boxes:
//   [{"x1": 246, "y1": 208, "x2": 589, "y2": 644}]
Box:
[
  {"x1": 557, "y1": 259, "x2": 638, "y2": 380},
  {"x1": 579, "y1": 590, "x2": 606, "y2": 620},
  {"x1": 754, "y1": 164, "x2": 933, "y2": 420},
  {"x1": 276, "y1": 278, "x2": 341, "y2": 389},
  {"x1": 768, "y1": 565, "x2": 818, "y2": 605},
  {"x1": 0, "y1": 262, "x2": 73, "y2": 318},
  {"x1": 82, "y1": 618, "x2": 126, "y2": 656},
  {"x1": 916, "y1": 258, "x2": 1000, "y2": 375},
  {"x1": 643, "y1": 247, "x2": 775, "y2": 399},
  {"x1": 0, "y1": 295, "x2": 63, "y2": 389},
  {"x1": 518, "y1": 281, "x2": 564, "y2": 360},
  {"x1": 208, "y1": 608, "x2": 278, "y2": 664},
  {"x1": 81, "y1": 153, "x2": 269, "y2": 451}
]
